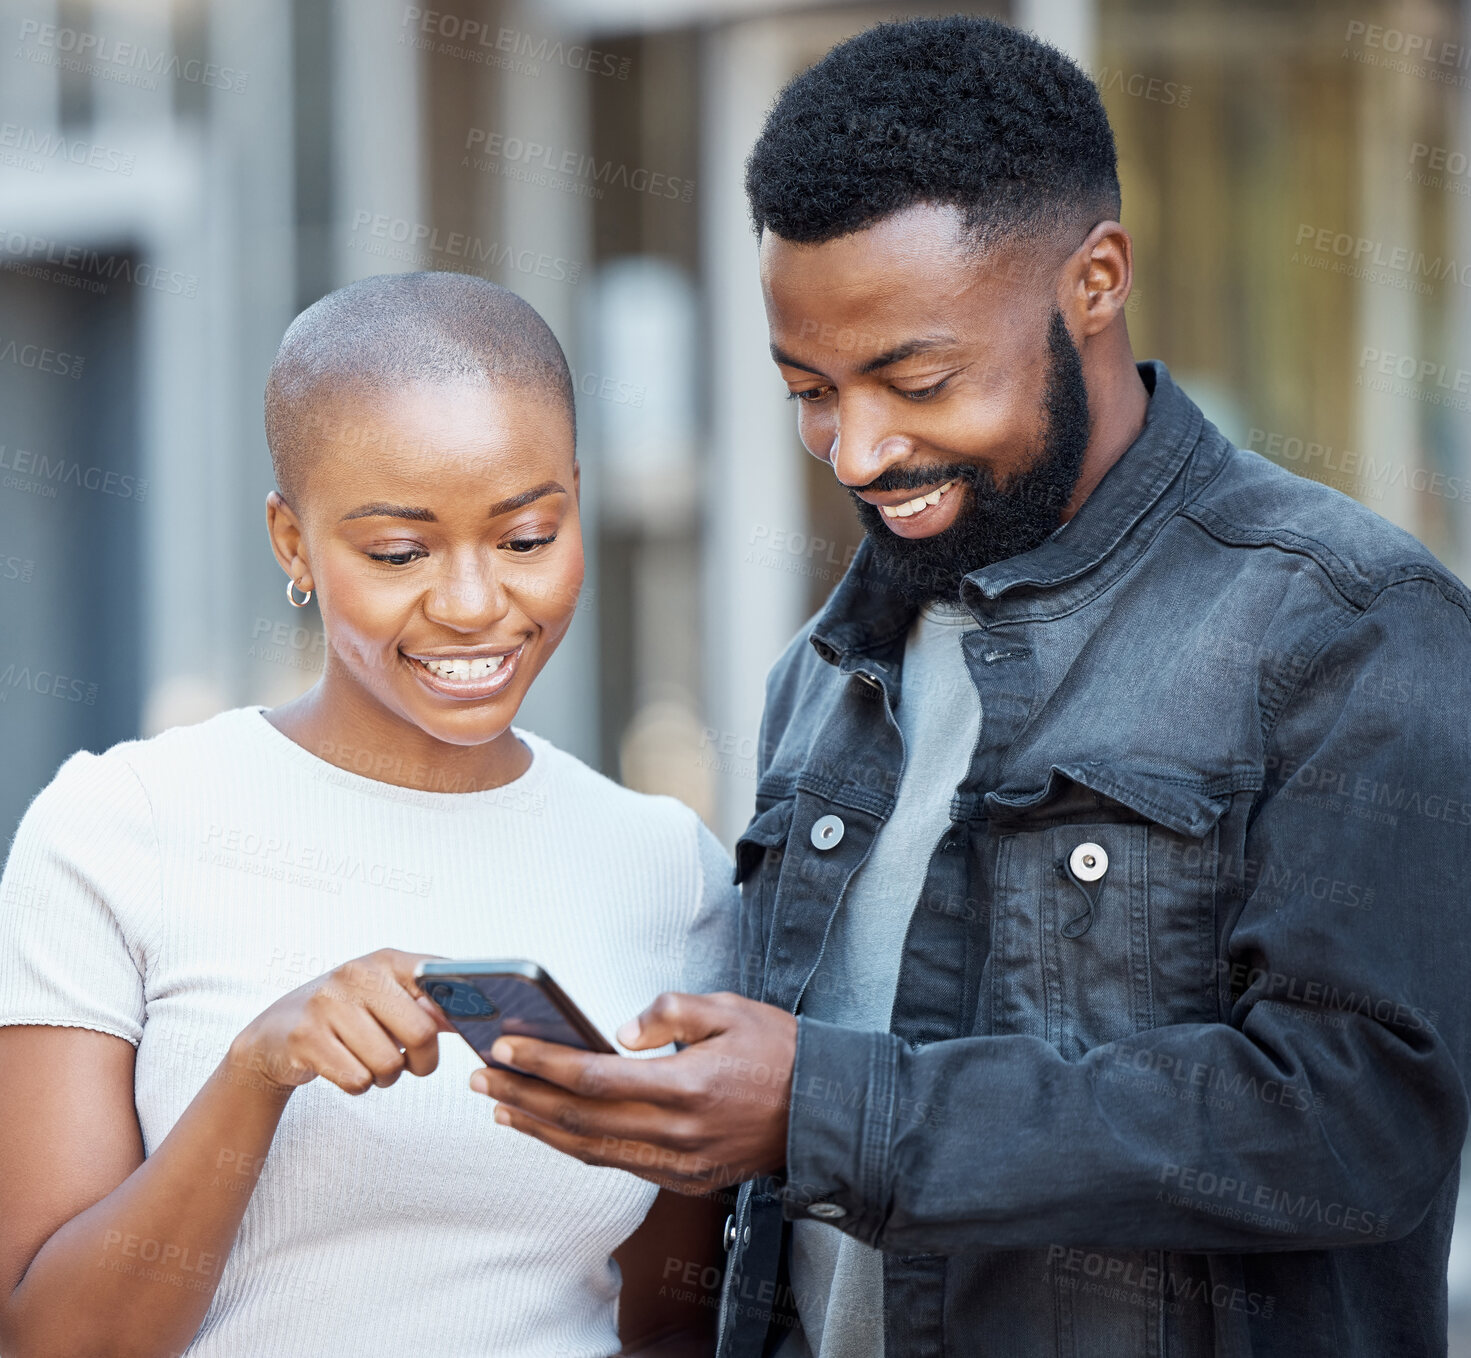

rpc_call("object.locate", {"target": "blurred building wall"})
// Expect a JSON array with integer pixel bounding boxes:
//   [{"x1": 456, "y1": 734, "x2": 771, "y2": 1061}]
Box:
[
  {"x1": 4, "y1": 0, "x2": 1471, "y2": 838},
  {"x1": 2, "y1": 0, "x2": 1471, "y2": 1338}
]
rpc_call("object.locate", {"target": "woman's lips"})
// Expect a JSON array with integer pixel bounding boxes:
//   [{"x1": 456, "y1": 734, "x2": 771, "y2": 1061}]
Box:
[{"x1": 403, "y1": 643, "x2": 524, "y2": 701}]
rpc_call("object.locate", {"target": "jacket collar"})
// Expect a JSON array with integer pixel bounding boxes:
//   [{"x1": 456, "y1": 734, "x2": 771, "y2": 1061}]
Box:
[{"x1": 808, "y1": 360, "x2": 1206, "y2": 668}]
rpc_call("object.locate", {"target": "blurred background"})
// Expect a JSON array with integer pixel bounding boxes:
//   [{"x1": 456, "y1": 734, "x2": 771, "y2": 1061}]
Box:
[{"x1": 1, "y1": 0, "x2": 1469, "y2": 1341}]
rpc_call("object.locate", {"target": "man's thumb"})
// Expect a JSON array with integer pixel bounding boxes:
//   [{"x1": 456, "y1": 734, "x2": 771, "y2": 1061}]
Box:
[{"x1": 617, "y1": 991, "x2": 725, "y2": 1050}]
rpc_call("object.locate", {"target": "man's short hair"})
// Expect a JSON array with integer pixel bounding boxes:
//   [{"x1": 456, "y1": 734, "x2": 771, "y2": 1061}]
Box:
[
  {"x1": 265, "y1": 271, "x2": 575, "y2": 505},
  {"x1": 745, "y1": 16, "x2": 1120, "y2": 253}
]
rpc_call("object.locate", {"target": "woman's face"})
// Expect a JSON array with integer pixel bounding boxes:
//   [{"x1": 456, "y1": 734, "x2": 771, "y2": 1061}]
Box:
[{"x1": 267, "y1": 379, "x2": 583, "y2": 750}]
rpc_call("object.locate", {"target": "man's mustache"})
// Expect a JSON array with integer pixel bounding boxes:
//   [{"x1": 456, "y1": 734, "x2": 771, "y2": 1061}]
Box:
[{"x1": 854, "y1": 463, "x2": 983, "y2": 495}]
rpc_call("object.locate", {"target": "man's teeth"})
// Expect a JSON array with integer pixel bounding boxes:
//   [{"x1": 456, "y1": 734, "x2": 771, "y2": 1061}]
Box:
[
  {"x1": 421, "y1": 654, "x2": 509, "y2": 680},
  {"x1": 880, "y1": 480, "x2": 955, "y2": 519}
]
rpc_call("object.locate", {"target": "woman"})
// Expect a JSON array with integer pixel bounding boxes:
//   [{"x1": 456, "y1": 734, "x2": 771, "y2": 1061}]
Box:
[{"x1": 0, "y1": 273, "x2": 736, "y2": 1357}]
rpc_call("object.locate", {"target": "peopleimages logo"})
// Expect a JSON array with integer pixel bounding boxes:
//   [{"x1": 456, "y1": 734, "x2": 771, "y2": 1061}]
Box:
[
  {"x1": 1158, "y1": 1162, "x2": 1389, "y2": 1239},
  {"x1": 400, "y1": 8, "x2": 631, "y2": 80},
  {"x1": 0, "y1": 444, "x2": 145, "y2": 501},
  {"x1": 0, "y1": 227, "x2": 198, "y2": 297},
  {"x1": 1291, "y1": 223, "x2": 1468, "y2": 292},
  {"x1": 0, "y1": 122, "x2": 135, "y2": 175},
  {"x1": 1090, "y1": 66, "x2": 1192, "y2": 107},
  {"x1": 0, "y1": 660, "x2": 98, "y2": 705},
  {"x1": 462, "y1": 128, "x2": 695, "y2": 202},
  {"x1": 0, "y1": 337, "x2": 84, "y2": 380},
  {"x1": 15, "y1": 19, "x2": 249, "y2": 92},
  {"x1": 1343, "y1": 19, "x2": 1471, "y2": 77},
  {"x1": 348, "y1": 210, "x2": 583, "y2": 285},
  {"x1": 1408, "y1": 141, "x2": 1471, "y2": 197}
]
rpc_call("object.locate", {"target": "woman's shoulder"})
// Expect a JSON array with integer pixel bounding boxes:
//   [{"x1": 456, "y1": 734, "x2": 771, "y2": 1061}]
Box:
[
  {"x1": 53, "y1": 707, "x2": 270, "y2": 790},
  {"x1": 518, "y1": 726, "x2": 702, "y2": 833},
  {"x1": 26, "y1": 707, "x2": 271, "y2": 826},
  {"x1": 517, "y1": 730, "x2": 737, "y2": 987},
  {"x1": 516, "y1": 728, "x2": 726, "y2": 882},
  {"x1": 0, "y1": 713, "x2": 253, "y2": 942},
  {"x1": 0, "y1": 714, "x2": 266, "y2": 1042}
]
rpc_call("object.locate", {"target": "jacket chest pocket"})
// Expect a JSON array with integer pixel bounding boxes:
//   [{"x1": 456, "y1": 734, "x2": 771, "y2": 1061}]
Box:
[
  {"x1": 986, "y1": 763, "x2": 1235, "y2": 1060},
  {"x1": 731, "y1": 796, "x2": 796, "y2": 1001}
]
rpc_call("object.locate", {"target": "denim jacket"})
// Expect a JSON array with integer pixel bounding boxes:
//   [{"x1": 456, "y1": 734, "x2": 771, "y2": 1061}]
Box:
[{"x1": 713, "y1": 362, "x2": 1471, "y2": 1358}]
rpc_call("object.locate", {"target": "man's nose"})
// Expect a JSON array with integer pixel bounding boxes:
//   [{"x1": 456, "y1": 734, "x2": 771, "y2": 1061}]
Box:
[{"x1": 827, "y1": 393, "x2": 914, "y2": 487}]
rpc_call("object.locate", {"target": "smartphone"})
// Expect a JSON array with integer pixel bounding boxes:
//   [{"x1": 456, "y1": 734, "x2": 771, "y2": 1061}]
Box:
[{"x1": 414, "y1": 959, "x2": 617, "y2": 1074}]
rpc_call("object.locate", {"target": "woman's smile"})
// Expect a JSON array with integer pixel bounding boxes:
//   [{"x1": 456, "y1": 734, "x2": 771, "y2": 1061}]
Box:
[{"x1": 402, "y1": 641, "x2": 525, "y2": 701}]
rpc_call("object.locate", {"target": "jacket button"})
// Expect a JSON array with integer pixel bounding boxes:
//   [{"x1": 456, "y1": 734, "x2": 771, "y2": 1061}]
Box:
[
  {"x1": 1069, "y1": 841, "x2": 1109, "y2": 882},
  {"x1": 808, "y1": 1201, "x2": 847, "y2": 1220},
  {"x1": 722, "y1": 1214, "x2": 737, "y2": 1251},
  {"x1": 810, "y1": 814, "x2": 845, "y2": 850}
]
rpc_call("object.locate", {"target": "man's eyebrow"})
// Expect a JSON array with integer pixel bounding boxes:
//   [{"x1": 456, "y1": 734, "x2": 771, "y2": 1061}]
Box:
[
  {"x1": 339, "y1": 481, "x2": 565, "y2": 524},
  {"x1": 769, "y1": 344, "x2": 827, "y2": 377},
  {"x1": 487, "y1": 480, "x2": 567, "y2": 517},
  {"x1": 340, "y1": 503, "x2": 437, "y2": 522},
  {"x1": 770, "y1": 336, "x2": 962, "y2": 378},
  {"x1": 857, "y1": 336, "x2": 960, "y2": 375}
]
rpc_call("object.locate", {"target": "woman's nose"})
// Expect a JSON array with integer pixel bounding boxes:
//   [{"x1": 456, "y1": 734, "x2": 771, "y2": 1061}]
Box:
[{"x1": 423, "y1": 557, "x2": 509, "y2": 631}]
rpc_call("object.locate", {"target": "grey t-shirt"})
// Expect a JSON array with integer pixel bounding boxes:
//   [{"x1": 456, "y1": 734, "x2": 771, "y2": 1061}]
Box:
[{"x1": 778, "y1": 598, "x2": 982, "y2": 1358}]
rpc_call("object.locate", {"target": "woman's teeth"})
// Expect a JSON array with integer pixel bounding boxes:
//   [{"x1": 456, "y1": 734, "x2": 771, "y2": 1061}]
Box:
[
  {"x1": 420, "y1": 655, "x2": 508, "y2": 680},
  {"x1": 880, "y1": 479, "x2": 955, "y2": 519}
]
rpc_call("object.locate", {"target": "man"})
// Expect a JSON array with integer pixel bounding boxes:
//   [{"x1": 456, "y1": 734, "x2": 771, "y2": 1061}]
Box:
[{"x1": 475, "y1": 17, "x2": 1471, "y2": 1356}]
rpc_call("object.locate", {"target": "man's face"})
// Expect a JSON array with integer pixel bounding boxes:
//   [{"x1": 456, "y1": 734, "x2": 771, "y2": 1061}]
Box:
[{"x1": 760, "y1": 203, "x2": 1092, "y2": 604}]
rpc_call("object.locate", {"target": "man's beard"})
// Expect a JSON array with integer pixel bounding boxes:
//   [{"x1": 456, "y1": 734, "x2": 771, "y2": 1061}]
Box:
[{"x1": 849, "y1": 308, "x2": 1092, "y2": 607}]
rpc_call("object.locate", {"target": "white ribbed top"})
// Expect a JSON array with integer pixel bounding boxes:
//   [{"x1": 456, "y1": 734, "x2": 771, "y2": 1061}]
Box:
[{"x1": 0, "y1": 707, "x2": 738, "y2": 1358}]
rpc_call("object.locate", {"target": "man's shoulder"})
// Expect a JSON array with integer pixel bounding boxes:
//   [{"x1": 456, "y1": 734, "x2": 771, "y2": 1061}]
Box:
[{"x1": 1182, "y1": 441, "x2": 1471, "y2": 617}]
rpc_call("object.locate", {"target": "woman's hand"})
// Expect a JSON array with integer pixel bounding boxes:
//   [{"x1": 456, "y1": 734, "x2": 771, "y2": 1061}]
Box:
[{"x1": 227, "y1": 949, "x2": 456, "y2": 1096}]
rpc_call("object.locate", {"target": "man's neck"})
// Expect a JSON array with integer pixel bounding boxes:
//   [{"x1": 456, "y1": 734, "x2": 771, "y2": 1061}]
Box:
[{"x1": 1060, "y1": 348, "x2": 1151, "y2": 524}]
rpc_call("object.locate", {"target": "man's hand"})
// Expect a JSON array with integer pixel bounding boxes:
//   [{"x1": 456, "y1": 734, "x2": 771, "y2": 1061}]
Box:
[{"x1": 470, "y1": 991, "x2": 797, "y2": 1193}]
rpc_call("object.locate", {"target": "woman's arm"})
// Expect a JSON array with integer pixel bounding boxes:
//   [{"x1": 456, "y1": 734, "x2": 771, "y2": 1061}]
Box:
[
  {"x1": 0, "y1": 950, "x2": 450, "y2": 1358},
  {"x1": 0, "y1": 1025, "x2": 293, "y2": 1358},
  {"x1": 615, "y1": 1187, "x2": 728, "y2": 1357}
]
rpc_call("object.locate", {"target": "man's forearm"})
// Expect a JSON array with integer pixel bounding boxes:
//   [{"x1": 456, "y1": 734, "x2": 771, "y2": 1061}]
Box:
[{"x1": 783, "y1": 1012, "x2": 1465, "y2": 1255}]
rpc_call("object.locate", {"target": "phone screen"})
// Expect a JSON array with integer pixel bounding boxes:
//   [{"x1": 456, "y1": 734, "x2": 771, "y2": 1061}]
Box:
[{"x1": 418, "y1": 966, "x2": 615, "y2": 1071}]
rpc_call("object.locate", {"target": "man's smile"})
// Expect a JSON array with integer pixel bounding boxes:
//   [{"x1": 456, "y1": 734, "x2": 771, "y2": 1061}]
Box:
[{"x1": 855, "y1": 477, "x2": 966, "y2": 538}]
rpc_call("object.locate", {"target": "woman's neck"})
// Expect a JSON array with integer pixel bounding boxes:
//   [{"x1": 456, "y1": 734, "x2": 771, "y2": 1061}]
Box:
[{"x1": 264, "y1": 674, "x2": 533, "y2": 794}]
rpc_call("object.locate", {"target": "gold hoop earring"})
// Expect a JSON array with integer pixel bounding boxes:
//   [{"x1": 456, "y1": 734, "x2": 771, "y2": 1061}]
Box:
[{"x1": 287, "y1": 578, "x2": 312, "y2": 608}]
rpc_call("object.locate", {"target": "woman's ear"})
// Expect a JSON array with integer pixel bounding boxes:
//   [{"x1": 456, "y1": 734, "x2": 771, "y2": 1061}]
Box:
[{"x1": 265, "y1": 491, "x2": 311, "y2": 591}]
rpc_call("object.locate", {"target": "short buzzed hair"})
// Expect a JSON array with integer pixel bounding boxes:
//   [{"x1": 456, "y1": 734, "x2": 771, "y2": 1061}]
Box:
[
  {"x1": 746, "y1": 17, "x2": 1120, "y2": 254},
  {"x1": 265, "y1": 271, "x2": 575, "y2": 504}
]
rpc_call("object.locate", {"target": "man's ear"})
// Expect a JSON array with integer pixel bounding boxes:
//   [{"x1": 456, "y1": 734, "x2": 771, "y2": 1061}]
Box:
[
  {"x1": 1064, "y1": 220, "x2": 1134, "y2": 340},
  {"x1": 265, "y1": 490, "x2": 312, "y2": 592}
]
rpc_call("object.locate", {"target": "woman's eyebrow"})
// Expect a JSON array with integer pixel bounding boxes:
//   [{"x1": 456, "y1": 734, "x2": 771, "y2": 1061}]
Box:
[
  {"x1": 339, "y1": 482, "x2": 567, "y2": 523},
  {"x1": 340, "y1": 502, "x2": 436, "y2": 522},
  {"x1": 487, "y1": 481, "x2": 566, "y2": 517}
]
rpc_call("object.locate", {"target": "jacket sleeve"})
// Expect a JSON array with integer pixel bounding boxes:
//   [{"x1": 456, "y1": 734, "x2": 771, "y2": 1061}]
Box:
[{"x1": 780, "y1": 577, "x2": 1471, "y2": 1254}]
